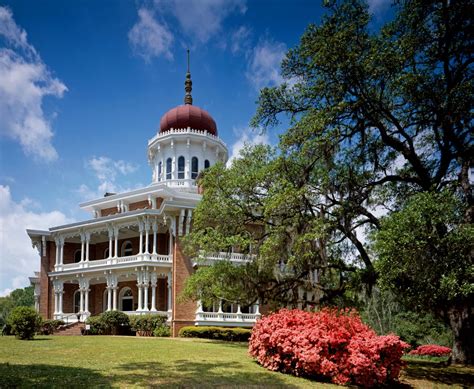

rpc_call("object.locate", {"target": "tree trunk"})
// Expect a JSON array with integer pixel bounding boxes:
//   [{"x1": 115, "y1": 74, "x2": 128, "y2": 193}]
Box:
[{"x1": 447, "y1": 304, "x2": 474, "y2": 365}]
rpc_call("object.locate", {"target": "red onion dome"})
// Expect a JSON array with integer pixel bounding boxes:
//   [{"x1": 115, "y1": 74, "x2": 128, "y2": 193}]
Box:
[{"x1": 159, "y1": 105, "x2": 217, "y2": 136}]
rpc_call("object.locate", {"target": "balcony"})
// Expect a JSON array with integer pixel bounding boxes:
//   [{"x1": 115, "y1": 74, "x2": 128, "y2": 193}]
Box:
[
  {"x1": 195, "y1": 311, "x2": 261, "y2": 327},
  {"x1": 194, "y1": 251, "x2": 255, "y2": 266},
  {"x1": 55, "y1": 253, "x2": 172, "y2": 274}
]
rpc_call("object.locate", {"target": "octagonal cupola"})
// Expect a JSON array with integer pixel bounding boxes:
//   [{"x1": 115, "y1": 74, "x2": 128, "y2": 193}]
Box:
[{"x1": 147, "y1": 50, "x2": 228, "y2": 191}]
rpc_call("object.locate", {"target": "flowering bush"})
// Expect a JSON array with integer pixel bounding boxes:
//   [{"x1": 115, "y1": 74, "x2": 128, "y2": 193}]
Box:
[
  {"x1": 249, "y1": 308, "x2": 409, "y2": 387},
  {"x1": 408, "y1": 344, "x2": 452, "y2": 357}
]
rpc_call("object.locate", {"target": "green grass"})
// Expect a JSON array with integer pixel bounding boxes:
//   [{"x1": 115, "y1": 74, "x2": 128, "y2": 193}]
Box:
[
  {"x1": 1, "y1": 336, "x2": 473, "y2": 388},
  {"x1": 0, "y1": 336, "x2": 334, "y2": 388}
]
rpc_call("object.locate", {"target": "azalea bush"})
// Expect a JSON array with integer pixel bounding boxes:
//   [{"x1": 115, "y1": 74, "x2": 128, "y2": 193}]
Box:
[
  {"x1": 249, "y1": 308, "x2": 409, "y2": 387},
  {"x1": 408, "y1": 344, "x2": 452, "y2": 357}
]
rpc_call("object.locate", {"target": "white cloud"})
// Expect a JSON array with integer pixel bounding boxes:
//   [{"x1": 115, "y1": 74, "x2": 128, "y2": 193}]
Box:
[
  {"x1": 76, "y1": 156, "x2": 139, "y2": 200},
  {"x1": 227, "y1": 127, "x2": 270, "y2": 167},
  {"x1": 128, "y1": 7, "x2": 174, "y2": 61},
  {"x1": 0, "y1": 6, "x2": 67, "y2": 161},
  {"x1": 230, "y1": 25, "x2": 251, "y2": 54},
  {"x1": 246, "y1": 38, "x2": 287, "y2": 91},
  {"x1": 161, "y1": 0, "x2": 247, "y2": 44},
  {"x1": 0, "y1": 185, "x2": 73, "y2": 293}
]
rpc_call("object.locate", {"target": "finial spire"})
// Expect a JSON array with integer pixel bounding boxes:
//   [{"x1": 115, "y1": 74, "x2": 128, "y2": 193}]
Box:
[{"x1": 184, "y1": 49, "x2": 193, "y2": 105}]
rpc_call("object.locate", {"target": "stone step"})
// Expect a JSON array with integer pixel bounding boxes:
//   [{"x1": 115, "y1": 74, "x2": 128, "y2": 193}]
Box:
[{"x1": 54, "y1": 322, "x2": 85, "y2": 336}]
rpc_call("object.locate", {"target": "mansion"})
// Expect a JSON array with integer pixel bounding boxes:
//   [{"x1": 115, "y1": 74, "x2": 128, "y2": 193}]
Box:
[{"x1": 27, "y1": 63, "x2": 261, "y2": 336}]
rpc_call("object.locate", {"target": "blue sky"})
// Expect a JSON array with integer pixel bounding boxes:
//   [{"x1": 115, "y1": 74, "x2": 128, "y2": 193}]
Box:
[{"x1": 0, "y1": 0, "x2": 390, "y2": 295}]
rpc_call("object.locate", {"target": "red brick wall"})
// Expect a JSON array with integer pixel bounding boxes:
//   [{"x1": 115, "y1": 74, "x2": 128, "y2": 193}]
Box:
[
  {"x1": 101, "y1": 206, "x2": 118, "y2": 217},
  {"x1": 172, "y1": 235, "x2": 196, "y2": 336},
  {"x1": 129, "y1": 200, "x2": 150, "y2": 211},
  {"x1": 39, "y1": 241, "x2": 53, "y2": 319}
]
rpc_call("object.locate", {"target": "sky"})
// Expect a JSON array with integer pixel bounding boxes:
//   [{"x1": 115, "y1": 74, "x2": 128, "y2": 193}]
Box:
[{"x1": 0, "y1": 0, "x2": 391, "y2": 296}]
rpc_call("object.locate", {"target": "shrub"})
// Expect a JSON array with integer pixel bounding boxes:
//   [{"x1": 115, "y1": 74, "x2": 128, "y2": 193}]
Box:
[
  {"x1": 7, "y1": 306, "x2": 42, "y2": 340},
  {"x1": 179, "y1": 326, "x2": 252, "y2": 342},
  {"x1": 129, "y1": 314, "x2": 167, "y2": 336},
  {"x1": 408, "y1": 344, "x2": 452, "y2": 357},
  {"x1": 40, "y1": 319, "x2": 65, "y2": 335},
  {"x1": 86, "y1": 315, "x2": 106, "y2": 335},
  {"x1": 249, "y1": 308, "x2": 409, "y2": 387},
  {"x1": 153, "y1": 325, "x2": 171, "y2": 337}
]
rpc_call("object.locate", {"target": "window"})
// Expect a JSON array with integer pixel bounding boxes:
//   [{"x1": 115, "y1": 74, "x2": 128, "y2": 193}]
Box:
[
  {"x1": 74, "y1": 249, "x2": 81, "y2": 263},
  {"x1": 158, "y1": 161, "x2": 162, "y2": 181},
  {"x1": 178, "y1": 156, "x2": 185, "y2": 179},
  {"x1": 74, "y1": 290, "x2": 80, "y2": 313},
  {"x1": 166, "y1": 158, "x2": 172, "y2": 180},
  {"x1": 120, "y1": 287, "x2": 133, "y2": 311},
  {"x1": 121, "y1": 241, "x2": 133, "y2": 257},
  {"x1": 204, "y1": 159, "x2": 210, "y2": 169},
  {"x1": 191, "y1": 157, "x2": 199, "y2": 179},
  {"x1": 104, "y1": 248, "x2": 110, "y2": 259}
]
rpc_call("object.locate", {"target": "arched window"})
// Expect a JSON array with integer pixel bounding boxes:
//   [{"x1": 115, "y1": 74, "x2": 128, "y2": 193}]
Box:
[
  {"x1": 166, "y1": 158, "x2": 172, "y2": 180},
  {"x1": 120, "y1": 287, "x2": 133, "y2": 311},
  {"x1": 74, "y1": 249, "x2": 81, "y2": 263},
  {"x1": 121, "y1": 241, "x2": 133, "y2": 257},
  {"x1": 204, "y1": 159, "x2": 210, "y2": 169},
  {"x1": 73, "y1": 290, "x2": 81, "y2": 313},
  {"x1": 191, "y1": 157, "x2": 199, "y2": 179},
  {"x1": 158, "y1": 161, "x2": 162, "y2": 181},
  {"x1": 178, "y1": 156, "x2": 185, "y2": 179},
  {"x1": 104, "y1": 248, "x2": 110, "y2": 259}
]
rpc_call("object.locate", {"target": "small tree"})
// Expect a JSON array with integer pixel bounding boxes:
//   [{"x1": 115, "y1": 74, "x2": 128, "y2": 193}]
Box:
[{"x1": 7, "y1": 306, "x2": 42, "y2": 340}]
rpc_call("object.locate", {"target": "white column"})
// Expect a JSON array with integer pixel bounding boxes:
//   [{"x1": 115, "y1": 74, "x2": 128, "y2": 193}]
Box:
[
  {"x1": 152, "y1": 221, "x2": 157, "y2": 255},
  {"x1": 34, "y1": 296, "x2": 40, "y2": 312},
  {"x1": 59, "y1": 238, "x2": 64, "y2": 266},
  {"x1": 112, "y1": 287, "x2": 118, "y2": 311},
  {"x1": 167, "y1": 271, "x2": 172, "y2": 312},
  {"x1": 58, "y1": 291, "x2": 63, "y2": 315},
  {"x1": 150, "y1": 272, "x2": 157, "y2": 312},
  {"x1": 80, "y1": 234, "x2": 85, "y2": 262},
  {"x1": 138, "y1": 220, "x2": 144, "y2": 255},
  {"x1": 108, "y1": 226, "x2": 113, "y2": 258},
  {"x1": 55, "y1": 240, "x2": 60, "y2": 268},
  {"x1": 114, "y1": 226, "x2": 119, "y2": 258},
  {"x1": 168, "y1": 230, "x2": 173, "y2": 256},
  {"x1": 137, "y1": 286, "x2": 143, "y2": 311},
  {"x1": 107, "y1": 288, "x2": 112, "y2": 311},
  {"x1": 144, "y1": 219, "x2": 150, "y2": 254},
  {"x1": 84, "y1": 288, "x2": 89, "y2": 314},
  {"x1": 85, "y1": 232, "x2": 90, "y2": 261},
  {"x1": 54, "y1": 292, "x2": 58, "y2": 315},
  {"x1": 255, "y1": 299, "x2": 261, "y2": 316},
  {"x1": 143, "y1": 271, "x2": 149, "y2": 311},
  {"x1": 80, "y1": 290, "x2": 84, "y2": 313}
]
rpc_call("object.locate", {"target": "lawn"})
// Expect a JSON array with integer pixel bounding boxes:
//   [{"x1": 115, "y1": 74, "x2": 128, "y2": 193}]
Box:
[{"x1": 0, "y1": 336, "x2": 473, "y2": 388}]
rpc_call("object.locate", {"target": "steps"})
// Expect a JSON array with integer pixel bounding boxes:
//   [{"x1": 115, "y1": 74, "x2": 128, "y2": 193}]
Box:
[{"x1": 54, "y1": 322, "x2": 85, "y2": 336}]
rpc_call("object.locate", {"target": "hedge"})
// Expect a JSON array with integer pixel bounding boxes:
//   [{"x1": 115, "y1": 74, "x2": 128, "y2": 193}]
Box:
[
  {"x1": 179, "y1": 326, "x2": 251, "y2": 342},
  {"x1": 129, "y1": 314, "x2": 167, "y2": 337},
  {"x1": 40, "y1": 319, "x2": 65, "y2": 335}
]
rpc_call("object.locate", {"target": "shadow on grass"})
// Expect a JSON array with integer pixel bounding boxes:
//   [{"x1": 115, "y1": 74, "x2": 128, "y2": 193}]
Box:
[
  {"x1": 403, "y1": 360, "x2": 474, "y2": 387},
  {"x1": 116, "y1": 360, "x2": 300, "y2": 388},
  {"x1": 0, "y1": 363, "x2": 111, "y2": 388}
]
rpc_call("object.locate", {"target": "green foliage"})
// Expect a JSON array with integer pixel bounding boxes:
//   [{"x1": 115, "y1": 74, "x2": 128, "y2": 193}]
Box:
[
  {"x1": 179, "y1": 326, "x2": 252, "y2": 342},
  {"x1": 7, "y1": 306, "x2": 41, "y2": 340},
  {"x1": 86, "y1": 315, "x2": 106, "y2": 335},
  {"x1": 86, "y1": 311, "x2": 130, "y2": 335},
  {"x1": 153, "y1": 325, "x2": 171, "y2": 337},
  {"x1": 392, "y1": 312, "x2": 453, "y2": 349},
  {"x1": 374, "y1": 191, "x2": 473, "y2": 313},
  {"x1": 129, "y1": 314, "x2": 167, "y2": 336},
  {"x1": 0, "y1": 286, "x2": 34, "y2": 327},
  {"x1": 39, "y1": 320, "x2": 65, "y2": 335}
]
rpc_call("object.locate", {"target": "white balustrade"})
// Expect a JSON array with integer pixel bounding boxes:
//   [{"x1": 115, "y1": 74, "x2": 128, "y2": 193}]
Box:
[
  {"x1": 197, "y1": 251, "x2": 255, "y2": 264},
  {"x1": 55, "y1": 253, "x2": 172, "y2": 272}
]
